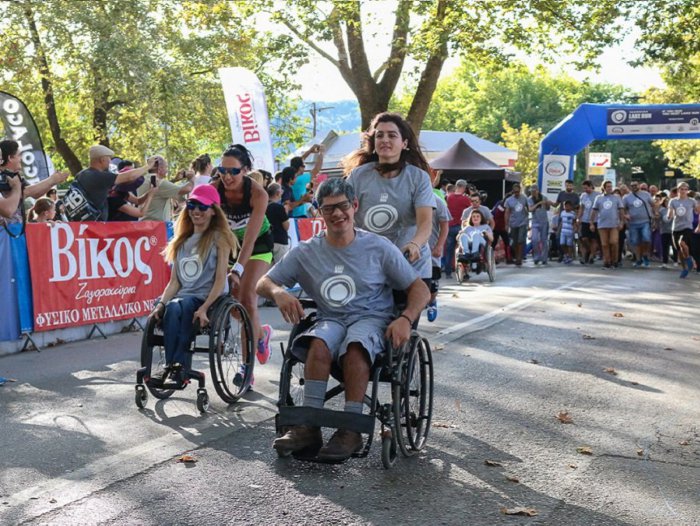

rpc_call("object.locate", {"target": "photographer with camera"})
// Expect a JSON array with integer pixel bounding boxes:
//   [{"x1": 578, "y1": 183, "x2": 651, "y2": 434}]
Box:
[
  {"x1": 138, "y1": 155, "x2": 194, "y2": 222},
  {"x1": 1, "y1": 139, "x2": 68, "y2": 229}
]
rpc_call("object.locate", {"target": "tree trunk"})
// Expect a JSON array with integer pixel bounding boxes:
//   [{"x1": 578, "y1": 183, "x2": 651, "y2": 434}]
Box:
[
  {"x1": 405, "y1": 39, "x2": 449, "y2": 136},
  {"x1": 24, "y1": 5, "x2": 82, "y2": 175}
]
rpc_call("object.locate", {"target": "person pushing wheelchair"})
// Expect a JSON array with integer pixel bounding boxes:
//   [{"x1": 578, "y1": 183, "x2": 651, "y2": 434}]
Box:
[{"x1": 256, "y1": 178, "x2": 430, "y2": 461}]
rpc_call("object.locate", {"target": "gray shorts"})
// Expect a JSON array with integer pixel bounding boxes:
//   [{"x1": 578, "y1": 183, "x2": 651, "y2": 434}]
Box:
[{"x1": 292, "y1": 317, "x2": 387, "y2": 365}]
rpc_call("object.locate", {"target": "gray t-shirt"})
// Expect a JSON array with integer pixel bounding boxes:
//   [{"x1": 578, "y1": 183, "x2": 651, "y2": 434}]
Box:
[
  {"x1": 527, "y1": 196, "x2": 549, "y2": 226},
  {"x1": 579, "y1": 191, "x2": 600, "y2": 223},
  {"x1": 267, "y1": 229, "x2": 418, "y2": 325},
  {"x1": 460, "y1": 205, "x2": 493, "y2": 223},
  {"x1": 668, "y1": 197, "x2": 695, "y2": 231},
  {"x1": 622, "y1": 191, "x2": 653, "y2": 225},
  {"x1": 347, "y1": 163, "x2": 434, "y2": 278},
  {"x1": 592, "y1": 193, "x2": 624, "y2": 228},
  {"x1": 658, "y1": 206, "x2": 673, "y2": 235},
  {"x1": 175, "y1": 233, "x2": 225, "y2": 300},
  {"x1": 430, "y1": 194, "x2": 451, "y2": 267},
  {"x1": 505, "y1": 194, "x2": 529, "y2": 228}
]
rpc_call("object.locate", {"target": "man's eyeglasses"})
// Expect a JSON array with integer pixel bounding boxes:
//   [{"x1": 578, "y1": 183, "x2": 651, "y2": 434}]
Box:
[
  {"x1": 318, "y1": 200, "x2": 352, "y2": 215},
  {"x1": 216, "y1": 166, "x2": 243, "y2": 176},
  {"x1": 186, "y1": 200, "x2": 212, "y2": 212}
]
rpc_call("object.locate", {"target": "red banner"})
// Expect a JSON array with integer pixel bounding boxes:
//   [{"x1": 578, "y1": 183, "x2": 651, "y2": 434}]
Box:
[
  {"x1": 296, "y1": 218, "x2": 326, "y2": 241},
  {"x1": 26, "y1": 222, "x2": 171, "y2": 331}
]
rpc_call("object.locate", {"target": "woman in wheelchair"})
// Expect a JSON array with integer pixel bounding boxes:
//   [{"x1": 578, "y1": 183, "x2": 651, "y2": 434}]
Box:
[
  {"x1": 256, "y1": 178, "x2": 430, "y2": 462},
  {"x1": 150, "y1": 184, "x2": 238, "y2": 386},
  {"x1": 458, "y1": 210, "x2": 493, "y2": 259}
]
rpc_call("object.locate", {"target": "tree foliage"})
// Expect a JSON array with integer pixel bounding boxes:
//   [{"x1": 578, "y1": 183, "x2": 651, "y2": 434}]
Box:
[
  {"x1": 501, "y1": 122, "x2": 543, "y2": 188},
  {"x1": 265, "y1": 0, "x2": 632, "y2": 132},
  {"x1": 0, "y1": 0, "x2": 307, "y2": 175}
]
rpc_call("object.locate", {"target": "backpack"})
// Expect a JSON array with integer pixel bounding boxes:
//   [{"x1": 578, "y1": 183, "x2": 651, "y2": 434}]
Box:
[{"x1": 63, "y1": 182, "x2": 102, "y2": 221}]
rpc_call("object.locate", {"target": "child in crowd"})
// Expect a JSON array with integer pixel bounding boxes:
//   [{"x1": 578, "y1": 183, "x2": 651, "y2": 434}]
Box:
[
  {"x1": 458, "y1": 210, "x2": 493, "y2": 258},
  {"x1": 559, "y1": 200, "x2": 576, "y2": 264},
  {"x1": 549, "y1": 208, "x2": 561, "y2": 261},
  {"x1": 28, "y1": 197, "x2": 56, "y2": 223}
]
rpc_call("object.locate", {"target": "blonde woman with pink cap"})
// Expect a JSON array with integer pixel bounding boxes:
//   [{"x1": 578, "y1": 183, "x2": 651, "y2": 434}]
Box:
[{"x1": 149, "y1": 184, "x2": 238, "y2": 384}]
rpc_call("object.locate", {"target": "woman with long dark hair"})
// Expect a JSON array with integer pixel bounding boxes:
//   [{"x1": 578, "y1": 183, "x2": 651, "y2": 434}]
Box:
[
  {"x1": 211, "y1": 144, "x2": 274, "y2": 384},
  {"x1": 344, "y1": 112, "x2": 434, "y2": 281}
]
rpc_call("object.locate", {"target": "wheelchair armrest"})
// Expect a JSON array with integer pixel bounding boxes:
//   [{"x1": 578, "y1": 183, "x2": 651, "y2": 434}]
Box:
[{"x1": 299, "y1": 298, "x2": 317, "y2": 310}]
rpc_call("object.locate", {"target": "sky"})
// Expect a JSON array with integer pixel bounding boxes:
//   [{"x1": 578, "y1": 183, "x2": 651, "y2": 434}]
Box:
[{"x1": 293, "y1": 14, "x2": 665, "y2": 102}]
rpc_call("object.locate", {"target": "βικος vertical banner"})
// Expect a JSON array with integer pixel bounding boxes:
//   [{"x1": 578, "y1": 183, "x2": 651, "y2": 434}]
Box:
[
  {"x1": 0, "y1": 91, "x2": 50, "y2": 185},
  {"x1": 218, "y1": 67, "x2": 275, "y2": 174},
  {"x1": 25, "y1": 222, "x2": 171, "y2": 331},
  {"x1": 541, "y1": 154, "x2": 574, "y2": 202}
]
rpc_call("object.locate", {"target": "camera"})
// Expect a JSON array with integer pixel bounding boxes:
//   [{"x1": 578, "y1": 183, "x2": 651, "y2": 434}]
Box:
[{"x1": 0, "y1": 169, "x2": 19, "y2": 193}]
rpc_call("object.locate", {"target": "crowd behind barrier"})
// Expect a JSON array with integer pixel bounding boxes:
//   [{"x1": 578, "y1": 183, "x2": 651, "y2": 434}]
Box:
[{"x1": 0, "y1": 217, "x2": 323, "y2": 355}]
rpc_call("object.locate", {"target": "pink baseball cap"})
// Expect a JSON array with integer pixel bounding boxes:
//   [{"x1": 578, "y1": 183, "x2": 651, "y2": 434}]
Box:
[{"x1": 188, "y1": 184, "x2": 220, "y2": 206}]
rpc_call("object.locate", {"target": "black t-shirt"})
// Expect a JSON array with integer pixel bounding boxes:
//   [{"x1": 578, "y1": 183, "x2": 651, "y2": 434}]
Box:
[
  {"x1": 281, "y1": 185, "x2": 294, "y2": 206},
  {"x1": 556, "y1": 190, "x2": 580, "y2": 209},
  {"x1": 76, "y1": 167, "x2": 117, "y2": 220},
  {"x1": 266, "y1": 201, "x2": 289, "y2": 245},
  {"x1": 107, "y1": 192, "x2": 138, "y2": 221}
]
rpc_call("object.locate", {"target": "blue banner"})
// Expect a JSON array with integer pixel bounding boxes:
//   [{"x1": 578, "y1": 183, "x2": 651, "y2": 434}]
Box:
[
  {"x1": 0, "y1": 229, "x2": 20, "y2": 341},
  {"x1": 8, "y1": 224, "x2": 33, "y2": 333}
]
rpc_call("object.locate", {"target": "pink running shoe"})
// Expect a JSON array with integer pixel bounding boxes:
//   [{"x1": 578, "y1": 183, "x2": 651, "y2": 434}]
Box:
[{"x1": 257, "y1": 324, "x2": 272, "y2": 364}]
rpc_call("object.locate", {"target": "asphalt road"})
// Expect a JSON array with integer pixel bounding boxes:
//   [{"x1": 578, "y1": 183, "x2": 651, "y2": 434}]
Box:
[{"x1": 1, "y1": 262, "x2": 699, "y2": 525}]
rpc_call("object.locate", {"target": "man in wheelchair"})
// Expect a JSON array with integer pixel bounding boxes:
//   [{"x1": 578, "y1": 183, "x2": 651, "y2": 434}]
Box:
[
  {"x1": 256, "y1": 178, "x2": 429, "y2": 461},
  {"x1": 456, "y1": 209, "x2": 493, "y2": 276}
]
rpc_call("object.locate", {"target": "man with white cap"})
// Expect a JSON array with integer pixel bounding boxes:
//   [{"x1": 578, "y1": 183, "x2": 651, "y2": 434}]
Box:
[{"x1": 75, "y1": 145, "x2": 154, "y2": 220}]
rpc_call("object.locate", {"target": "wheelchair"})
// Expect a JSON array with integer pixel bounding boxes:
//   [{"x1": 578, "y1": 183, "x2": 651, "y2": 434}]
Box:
[
  {"x1": 134, "y1": 295, "x2": 254, "y2": 413},
  {"x1": 275, "y1": 299, "x2": 434, "y2": 469},
  {"x1": 455, "y1": 235, "x2": 495, "y2": 283}
]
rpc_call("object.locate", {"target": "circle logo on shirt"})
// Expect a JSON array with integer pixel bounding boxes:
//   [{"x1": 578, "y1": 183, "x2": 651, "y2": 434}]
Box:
[
  {"x1": 603, "y1": 201, "x2": 613, "y2": 210},
  {"x1": 179, "y1": 255, "x2": 203, "y2": 283},
  {"x1": 514, "y1": 204, "x2": 523, "y2": 212},
  {"x1": 584, "y1": 200, "x2": 592, "y2": 208},
  {"x1": 676, "y1": 206, "x2": 687, "y2": 216},
  {"x1": 633, "y1": 199, "x2": 642, "y2": 208},
  {"x1": 364, "y1": 204, "x2": 398, "y2": 233},
  {"x1": 320, "y1": 275, "x2": 356, "y2": 307}
]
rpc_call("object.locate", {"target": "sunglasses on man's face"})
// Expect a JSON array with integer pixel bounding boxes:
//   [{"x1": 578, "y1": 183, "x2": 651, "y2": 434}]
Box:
[
  {"x1": 186, "y1": 200, "x2": 212, "y2": 212},
  {"x1": 216, "y1": 166, "x2": 243, "y2": 176}
]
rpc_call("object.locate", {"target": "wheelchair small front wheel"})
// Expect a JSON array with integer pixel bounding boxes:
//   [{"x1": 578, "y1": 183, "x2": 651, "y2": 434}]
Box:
[
  {"x1": 381, "y1": 431, "x2": 397, "y2": 469},
  {"x1": 135, "y1": 385, "x2": 148, "y2": 409},
  {"x1": 196, "y1": 390, "x2": 209, "y2": 413}
]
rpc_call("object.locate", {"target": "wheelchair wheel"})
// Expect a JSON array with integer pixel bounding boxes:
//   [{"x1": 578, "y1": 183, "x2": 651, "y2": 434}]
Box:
[
  {"x1": 381, "y1": 431, "x2": 398, "y2": 469},
  {"x1": 486, "y1": 244, "x2": 496, "y2": 282},
  {"x1": 140, "y1": 316, "x2": 175, "y2": 400},
  {"x1": 393, "y1": 335, "x2": 434, "y2": 456},
  {"x1": 209, "y1": 297, "x2": 255, "y2": 403}
]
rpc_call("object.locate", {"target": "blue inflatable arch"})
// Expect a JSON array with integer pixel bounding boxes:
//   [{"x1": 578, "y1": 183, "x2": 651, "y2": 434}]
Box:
[{"x1": 538, "y1": 103, "x2": 700, "y2": 200}]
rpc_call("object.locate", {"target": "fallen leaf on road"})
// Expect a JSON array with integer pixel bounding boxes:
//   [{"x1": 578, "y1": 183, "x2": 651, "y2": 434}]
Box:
[
  {"x1": 501, "y1": 507, "x2": 538, "y2": 517},
  {"x1": 577, "y1": 303, "x2": 582, "y2": 308},
  {"x1": 576, "y1": 446, "x2": 593, "y2": 455},
  {"x1": 663, "y1": 347, "x2": 673, "y2": 351},
  {"x1": 603, "y1": 367, "x2": 618, "y2": 376},
  {"x1": 679, "y1": 440, "x2": 690, "y2": 446},
  {"x1": 556, "y1": 411, "x2": 573, "y2": 424},
  {"x1": 528, "y1": 358, "x2": 539, "y2": 364},
  {"x1": 433, "y1": 344, "x2": 444, "y2": 351},
  {"x1": 582, "y1": 334, "x2": 595, "y2": 340},
  {"x1": 49, "y1": 498, "x2": 57, "y2": 504},
  {"x1": 176, "y1": 454, "x2": 197, "y2": 463},
  {"x1": 568, "y1": 464, "x2": 578, "y2": 469},
  {"x1": 433, "y1": 422, "x2": 457, "y2": 429},
  {"x1": 612, "y1": 312, "x2": 624, "y2": 318},
  {"x1": 485, "y1": 460, "x2": 503, "y2": 467},
  {"x1": 451, "y1": 293, "x2": 459, "y2": 298},
  {"x1": 505, "y1": 475, "x2": 520, "y2": 483},
  {"x1": 454, "y1": 399, "x2": 462, "y2": 412},
  {"x1": 636, "y1": 449, "x2": 644, "y2": 456},
  {"x1": 629, "y1": 381, "x2": 639, "y2": 385}
]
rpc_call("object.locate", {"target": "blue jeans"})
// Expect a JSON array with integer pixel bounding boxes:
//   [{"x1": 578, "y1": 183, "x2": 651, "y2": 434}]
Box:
[
  {"x1": 444, "y1": 225, "x2": 461, "y2": 275},
  {"x1": 628, "y1": 222, "x2": 651, "y2": 247},
  {"x1": 531, "y1": 222, "x2": 549, "y2": 263},
  {"x1": 162, "y1": 296, "x2": 204, "y2": 370}
]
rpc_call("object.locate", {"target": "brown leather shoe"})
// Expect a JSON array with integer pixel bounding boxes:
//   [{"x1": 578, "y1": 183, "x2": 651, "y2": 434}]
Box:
[
  {"x1": 317, "y1": 429, "x2": 363, "y2": 461},
  {"x1": 273, "y1": 425, "x2": 322, "y2": 455}
]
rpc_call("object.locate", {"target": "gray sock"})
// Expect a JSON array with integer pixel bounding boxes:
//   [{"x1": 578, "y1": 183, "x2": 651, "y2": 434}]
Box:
[
  {"x1": 344, "y1": 401, "x2": 364, "y2": 414},
  {"x1": 302, "y1": 379, "x2": 327, "y2": 409}
]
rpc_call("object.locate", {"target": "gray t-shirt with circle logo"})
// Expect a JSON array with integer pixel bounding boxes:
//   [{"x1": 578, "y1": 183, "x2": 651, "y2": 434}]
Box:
[
  {"x1": 175, "y1": 233, "x2": 225, "y2": 300},
  {"x1": 347, "y1": 163, "x2": 434, "y2": 278},
  {"x1": 669, "y1": 197, "x2": 695, "y2": 231},
  {"x1": 592, "y1": 193, "x2": 624, "y2": 228},
  {"x1": 266, "y1": 229, "x2": 418, "y2": 325},
  {"x1": 504, "y1": 194, "x2": 529, "y2": 228},
  {"x1": 579, "y1": 191, "x2": 600, "y2": 223},
  {"x1": 622, "y1": 191, "x2": 653, "y2": 225}
]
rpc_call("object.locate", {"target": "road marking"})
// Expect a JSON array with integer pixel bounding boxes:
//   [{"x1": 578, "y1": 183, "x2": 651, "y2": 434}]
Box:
[{"x1": 433, "y1": 278, "x2": 592, "y2": 346}]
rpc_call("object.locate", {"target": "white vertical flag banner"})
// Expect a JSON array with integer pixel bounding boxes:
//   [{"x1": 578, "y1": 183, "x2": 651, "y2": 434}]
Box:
[{"x1": 218, "y1": 67, "x2": 275, "y2": 173}]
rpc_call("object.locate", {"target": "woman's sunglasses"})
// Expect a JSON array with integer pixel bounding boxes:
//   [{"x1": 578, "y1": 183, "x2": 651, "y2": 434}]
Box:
[
  {"x1": 186, "y1": 200, "x2": 212, "y2": 212},
  {"x1": 216, "y1": 166, "x2": 243, "y2": 176}
]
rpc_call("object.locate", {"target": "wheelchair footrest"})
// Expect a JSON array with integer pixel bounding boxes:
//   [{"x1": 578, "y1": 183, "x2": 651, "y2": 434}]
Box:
[{"x1": 278, "y1": 406, "x2": 375, "y2": 435}]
